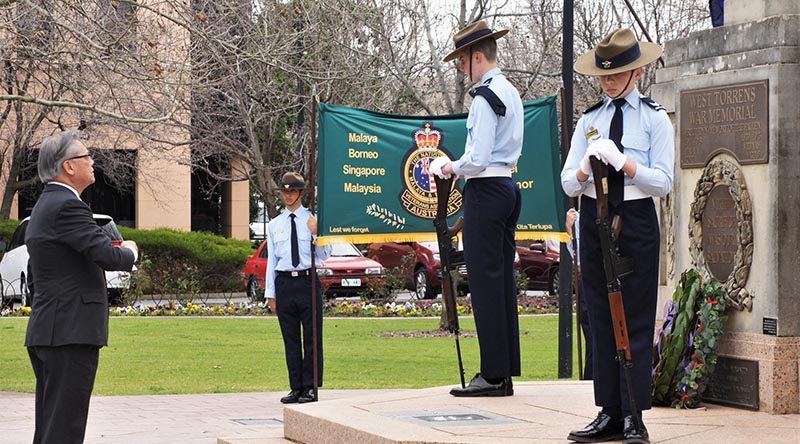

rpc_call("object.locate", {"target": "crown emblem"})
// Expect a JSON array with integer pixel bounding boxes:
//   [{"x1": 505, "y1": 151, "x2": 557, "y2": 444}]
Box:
[
  {"x1": 602, "y1": 60, "x2": 612, "y2": 68},
  {"x1": 414, "y1": 123, "x2": 441, "y2": 151}
]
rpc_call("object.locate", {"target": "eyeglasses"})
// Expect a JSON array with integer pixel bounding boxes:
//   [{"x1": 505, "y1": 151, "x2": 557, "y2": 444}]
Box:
[{"x1": 66, "y1": 153, "x2": 91, "y2": 161}]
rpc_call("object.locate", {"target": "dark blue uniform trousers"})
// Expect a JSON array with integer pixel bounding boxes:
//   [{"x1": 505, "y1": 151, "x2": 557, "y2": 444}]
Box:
[
  {"x1": 578, "y1": 277, "x2": 594, "y2": 381},
  {"x1": 275, "y1": 274, "x2": 323, "y2": 391},
  {"x1": 462, "y1": 177, "x2": 522, "y2": 379},
  {"x1": 580, "y1": 196, "x2": 659, "y2": 411}
]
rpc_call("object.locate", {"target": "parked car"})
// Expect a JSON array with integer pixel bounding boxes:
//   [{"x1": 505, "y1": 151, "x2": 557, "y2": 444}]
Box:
[
  {"x1": 516, "y1": 239, "x2": 561, "y2": 294},
  {"x1": 366, "y1": 241, "x2": 441, "y2": 299},
  {"x1": 0, "y1": 214, "x2": 134, "y2": 307},
  {"x1": 368, "y1": 239, "x2": 558, "y2": 297},
  {"x1": 242, "y1": 239, "x2": 269, "y2": 302},
  {"x1": 242, "y1": 239, "x2": 386, "y2": 301}
]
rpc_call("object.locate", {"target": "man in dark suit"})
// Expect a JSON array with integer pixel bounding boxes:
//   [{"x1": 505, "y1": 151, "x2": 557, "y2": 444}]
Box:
[{"x1": 25, "y1": 130, "x2": 138, "y2": 444}]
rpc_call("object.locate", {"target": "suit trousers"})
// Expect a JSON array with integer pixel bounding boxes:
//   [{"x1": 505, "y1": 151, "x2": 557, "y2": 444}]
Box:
[
  {"x1": 579, "y1": 196, "x2": 659, "y2": 411},
  {"x1": 275, "y1": 274, "x2": 323, "y2": 390},
  {"x1": 27, "y1": 344, "x2": 100, "y2": 444},
  {"x1": 462, "y1": 177, "x2": 522, "y2": 379}
]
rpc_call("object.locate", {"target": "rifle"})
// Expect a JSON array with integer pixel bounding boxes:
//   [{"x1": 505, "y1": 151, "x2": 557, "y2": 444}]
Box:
[
  {"x1": 587, "y1": 129, "x2": 641, "y2": 431},
  {"x1": 433, "y1": 174, "x2": 466, "y2": 389}
]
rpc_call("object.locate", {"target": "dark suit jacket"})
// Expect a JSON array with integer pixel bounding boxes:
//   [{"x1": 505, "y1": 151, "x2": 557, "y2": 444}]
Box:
[{"x1": 24, "y1": 183, "x2": 136, "y2": 347}]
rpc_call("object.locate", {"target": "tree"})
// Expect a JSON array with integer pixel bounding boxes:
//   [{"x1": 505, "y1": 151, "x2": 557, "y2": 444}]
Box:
[{"x1": 0, "y1": 0, "x2": 712, "y2": 223}]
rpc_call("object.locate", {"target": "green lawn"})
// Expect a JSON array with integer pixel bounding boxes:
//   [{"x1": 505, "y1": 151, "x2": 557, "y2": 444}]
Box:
[{"x1": 0, "y1": 315, "x2": 586, "y2": 395}]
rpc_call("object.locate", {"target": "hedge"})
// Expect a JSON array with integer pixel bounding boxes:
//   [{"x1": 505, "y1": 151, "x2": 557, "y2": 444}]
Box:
[
  {"x1": 0, "y1": 219, "x2": 21, "y2": 242},
  {"x1": 0, "y1": 220, "x2": 252, "y2": 293},
  {"x1": 118, "y1": 227, "x2": 253, "y2": 293}
]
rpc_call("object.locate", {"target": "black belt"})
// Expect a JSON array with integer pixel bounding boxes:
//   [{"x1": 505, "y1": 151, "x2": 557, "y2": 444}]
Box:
[{"x1": 277, "y1": 269, "x2": 311, "y2": 278}]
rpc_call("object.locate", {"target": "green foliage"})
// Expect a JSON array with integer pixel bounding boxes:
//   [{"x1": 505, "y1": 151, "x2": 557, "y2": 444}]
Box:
[
  {"x1": 0, "y1": 219, "x2": 20, "y2": 242},
  {"x1": 361, "y1": 252, "x2": 415, "y2": 301},
  {"x1": 516, "y1": 271, "x2": 531, "y2": 297},
  {"x1": 119, "y1": 227, "x2": 253, "y2": 292},
  {"x1": 119, "y1": 256, "x2": 152, "y2": 305},
  {"x1": 672, "y1": 280, "x2": 727, "y2": 408},
  {"x1": 652, "y1": 269, "x2": 700, "y2": 404},
  {"x1": 652, "y1": 269, "x2": 728, "y2": 408}
]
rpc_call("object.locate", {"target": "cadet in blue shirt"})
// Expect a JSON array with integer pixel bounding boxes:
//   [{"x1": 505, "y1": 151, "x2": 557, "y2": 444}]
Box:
[
  {"x1": 561, "y1": 29, "x2": 674, "y2": 444},
  {"x1": 431, "y1": 20, "x2": 523, "y2": 398},
  {"x1": 265, "y1": 172, "x2": 331, "y2": 404}
]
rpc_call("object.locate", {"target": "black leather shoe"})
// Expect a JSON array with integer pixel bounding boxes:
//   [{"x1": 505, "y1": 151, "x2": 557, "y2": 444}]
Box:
[
  {"x1": 567, "y1": 412, "x2": 624, "y2": 442},
  {"x1": 504, "y1": 377, "x2": 514, "y2": 396},
  {"x1": 298, "y1": 388, "x2": 317, "y2": 403},
  {"x1": 623, "y1": 415, "x2": 649, "y2": 444},
  {"x1": 449, "y1": 373, "x2": 513, "y2": 397},
  {"x1": 280, "y1": 389, "x2": 301, "y2": 404}
]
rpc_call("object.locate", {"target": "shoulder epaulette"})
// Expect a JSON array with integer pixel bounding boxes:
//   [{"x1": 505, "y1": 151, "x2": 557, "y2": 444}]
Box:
[
  {"x1": 641, "y1": 96, "x2": 666, "y2": 112},
  {"x1": 469, "y1": 85, "x2": 506, "y2": 116},
  {"x1": 583, "y1": 99, "x2": 604, "y2": 114}
]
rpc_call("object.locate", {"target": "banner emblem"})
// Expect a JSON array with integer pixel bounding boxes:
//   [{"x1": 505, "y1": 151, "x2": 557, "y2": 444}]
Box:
[{"x1": 400, "y1": 123, "x2": 463, "y2": 220}]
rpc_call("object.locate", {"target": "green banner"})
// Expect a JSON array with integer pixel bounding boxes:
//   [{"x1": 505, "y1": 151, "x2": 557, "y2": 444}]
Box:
[{"x1": 317, "y1": 96, "x2": 567, "y2": 245}]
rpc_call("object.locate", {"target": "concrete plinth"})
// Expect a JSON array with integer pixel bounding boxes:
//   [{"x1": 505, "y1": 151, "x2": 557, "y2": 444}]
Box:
[{"x1": 216, "y1": 383, "x2": 800, "y2": 444}]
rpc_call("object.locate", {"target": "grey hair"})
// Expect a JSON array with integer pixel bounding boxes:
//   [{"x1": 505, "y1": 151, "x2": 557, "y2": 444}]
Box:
[{"x1": 38, "y1": 131, "x2": 83, "y2": 182}]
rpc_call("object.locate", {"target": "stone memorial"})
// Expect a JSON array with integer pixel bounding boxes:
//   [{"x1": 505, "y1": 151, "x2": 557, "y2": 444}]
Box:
[{"x1": 651, "y1": 0, "x2": 800, "y2": 413}]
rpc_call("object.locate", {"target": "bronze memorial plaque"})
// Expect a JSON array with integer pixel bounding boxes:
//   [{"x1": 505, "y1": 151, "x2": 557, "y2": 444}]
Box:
[
  {"x1": 704, "y1": 356, "x2": 759, "y2": 410},
  {"x1": 701, "y1": 185, "x2": 737, "y2": 281},
  {"x1": 681, "y1": 80, "x2": 769, "y2": 168}
]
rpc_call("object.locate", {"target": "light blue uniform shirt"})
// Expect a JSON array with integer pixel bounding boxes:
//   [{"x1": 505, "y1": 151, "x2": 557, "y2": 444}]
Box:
[
  {"x1": 561, "y1": 89, "x2": 674, "y2": 198},
  {"x1": 265, "y1": 206, "x2": 331, "y2": 299},
  {"x1": 452, "y1": 67, "x2": 524, "y2": 177}
]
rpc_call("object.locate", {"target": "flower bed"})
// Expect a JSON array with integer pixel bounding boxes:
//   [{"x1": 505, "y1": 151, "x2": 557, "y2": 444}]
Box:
[{"x1": 1, "y1": 295, "x2": 560, "y2": 318}]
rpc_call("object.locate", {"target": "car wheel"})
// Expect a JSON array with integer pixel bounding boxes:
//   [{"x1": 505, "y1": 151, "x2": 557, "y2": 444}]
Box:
[
  {"x1": 246, "y1": 275, "x2": 263, "y2": 304},
  {"x1": 414, "y1": 268, "x2": 434, "y2": 300},
  {"x1": 0, "y1": 276, "x2": 8, "y2": 309},
  {"x1": 549, "y1": 266, "x2": 559, "y2": 295},
  {"x1": 20, "y1": 273, "x2": 30, "y2": 307}
]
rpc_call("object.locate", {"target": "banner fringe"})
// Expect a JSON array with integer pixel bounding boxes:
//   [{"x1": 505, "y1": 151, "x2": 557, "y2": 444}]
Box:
[{"x1": 318, "y1": 231, "x2": 570, "y2": 245}]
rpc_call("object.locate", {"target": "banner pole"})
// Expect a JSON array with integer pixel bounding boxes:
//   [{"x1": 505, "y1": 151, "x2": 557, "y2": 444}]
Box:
[
  {"x1": 309, "y1": 92, "x2": 320, "y2": 401},
  {"x1": 557, "y1": 0, "x2": 575, "y2": 380}
]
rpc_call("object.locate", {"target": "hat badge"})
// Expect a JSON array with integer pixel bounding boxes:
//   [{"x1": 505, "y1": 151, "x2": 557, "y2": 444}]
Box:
[{"x1": 602, "y1": 60, "x2": 612, "y2": 69}]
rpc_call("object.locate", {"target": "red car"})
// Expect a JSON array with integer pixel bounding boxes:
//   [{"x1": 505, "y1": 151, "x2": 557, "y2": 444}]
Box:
[
  {"x1": 367, "y1": 239, "x2": 561, "y2": 298},
  {"x1": 242, "y1": 240, "x2": 385, "y2": 301},
  {"x1": 366, "y1": 241, "x2": 441, "y2": 299},
  {"x1": 516, "y1": 239, "x2": 561, "y2": 294}
]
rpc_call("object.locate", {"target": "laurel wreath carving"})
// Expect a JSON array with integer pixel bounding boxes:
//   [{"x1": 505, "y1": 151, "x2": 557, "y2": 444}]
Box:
[
  {"x1": 688, "y1": 159, "x2": 753, "y2": 311},
  {"x1": 661, "y1": 192, "x2": 675, "y2": 284},
  {"x1": 366, "y1": 204, "x2": 406, "y2": 229}
]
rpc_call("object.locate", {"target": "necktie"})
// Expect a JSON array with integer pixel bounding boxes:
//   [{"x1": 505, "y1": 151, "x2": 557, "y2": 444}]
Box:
[
  {"x1": 290, "y1": 213, "x2": 300, "y2": 267},
  {"x1": 608, "y1": 99, "x2": 626, "y2": 208}
]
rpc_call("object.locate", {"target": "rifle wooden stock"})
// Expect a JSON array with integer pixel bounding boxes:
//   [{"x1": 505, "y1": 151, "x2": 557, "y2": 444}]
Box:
[
  {"x1": 608, "y1": 291, "x2": 632, "y2": 361},
  {"x1": 433, "y1": 174, "x2": 466, "y2": 388}
]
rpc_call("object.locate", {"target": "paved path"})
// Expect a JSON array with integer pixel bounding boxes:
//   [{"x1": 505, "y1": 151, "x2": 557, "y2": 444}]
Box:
[
  {"x1": 0, "y1": 390, "x2": 391, "y2": 444},
  {"x1": 4, "y1": 384, "x2": 799, "y2": 444}
]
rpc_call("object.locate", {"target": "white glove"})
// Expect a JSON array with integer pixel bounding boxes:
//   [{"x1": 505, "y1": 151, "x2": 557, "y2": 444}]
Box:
[
  {"x1": 429, "y1": 156, "x2": 452, "y2": 179},
  {"x1": 579, "y1": 150, "x2": 593, "y2": 175},
  {"x1": 589, "y1": 139, "x2": 627, "y2": 171}
]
